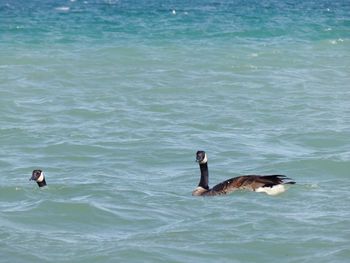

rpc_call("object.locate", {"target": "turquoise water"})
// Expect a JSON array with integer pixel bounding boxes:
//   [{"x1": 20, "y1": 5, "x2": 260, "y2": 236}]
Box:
[{"x1": 1, "y1": 0, "x2": 350, "y2": 262}]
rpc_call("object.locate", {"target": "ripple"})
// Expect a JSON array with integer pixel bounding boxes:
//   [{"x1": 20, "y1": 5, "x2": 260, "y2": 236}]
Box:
[{"x1": 1, "y1": 0, "x2": 350, "y2": 262}]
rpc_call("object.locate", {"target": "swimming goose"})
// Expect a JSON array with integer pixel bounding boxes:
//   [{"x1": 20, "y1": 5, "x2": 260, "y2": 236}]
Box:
[
  {"x1": 192, "y1": 151, "x2": 295, "y2": 196},
  {"x1": 30, "y1": 169, "x2": 47, "y2": 187}
]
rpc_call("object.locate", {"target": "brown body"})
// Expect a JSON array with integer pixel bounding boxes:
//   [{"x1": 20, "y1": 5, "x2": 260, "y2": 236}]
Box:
[
  {"x1": 193, "y1": 151, "x2": 295, "y2": 196},
  {"x1": 192, "y1": 174, "x2": 291, "y2": 196}
]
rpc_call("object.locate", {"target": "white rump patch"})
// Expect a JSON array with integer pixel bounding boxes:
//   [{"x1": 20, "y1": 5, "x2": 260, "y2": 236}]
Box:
[{"x1": 255, "y1": 184, "x2": 285, "y2": 196}]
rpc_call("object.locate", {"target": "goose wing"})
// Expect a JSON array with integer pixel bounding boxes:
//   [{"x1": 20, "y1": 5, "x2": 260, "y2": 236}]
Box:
[{"x1": 210, "y1": 175, "x2": 290, "y2": 194}]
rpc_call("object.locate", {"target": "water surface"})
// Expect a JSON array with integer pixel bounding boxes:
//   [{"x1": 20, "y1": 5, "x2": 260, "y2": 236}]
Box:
[{"x1": 1, "y1": 0, "x2": 350, "y2": 262}]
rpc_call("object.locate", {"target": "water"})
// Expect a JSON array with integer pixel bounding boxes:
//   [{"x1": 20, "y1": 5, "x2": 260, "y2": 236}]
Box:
[{"x1": 1, "y1": 0, "x2": 350, "y2": 262}]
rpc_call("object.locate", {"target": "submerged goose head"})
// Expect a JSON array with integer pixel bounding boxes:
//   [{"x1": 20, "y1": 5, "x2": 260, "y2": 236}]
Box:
[{"x1": 30, "y1": 169, "x2": 47, "y2": 188}]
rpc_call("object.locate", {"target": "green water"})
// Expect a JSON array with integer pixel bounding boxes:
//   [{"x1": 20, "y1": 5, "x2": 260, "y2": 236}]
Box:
[{"x1": 1, "y1": 0, "x2": 350, "y2": 262}]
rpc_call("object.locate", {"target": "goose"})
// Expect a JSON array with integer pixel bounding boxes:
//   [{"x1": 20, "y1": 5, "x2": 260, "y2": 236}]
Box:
[
  {"x1": 192, "y1": 151, "x2": 295, "y2": 196},
  {"x1": 30, "y1": 169, "x2": 47, "y2": 187}
]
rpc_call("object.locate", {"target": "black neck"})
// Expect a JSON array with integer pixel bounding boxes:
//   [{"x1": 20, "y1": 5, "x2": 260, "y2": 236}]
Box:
[
  {"x1": 37, "y1": 179, "x2": 47, "y2": 188},
  {"x1": 198, "y1": 163, "x2": 209, "y2": 190}
]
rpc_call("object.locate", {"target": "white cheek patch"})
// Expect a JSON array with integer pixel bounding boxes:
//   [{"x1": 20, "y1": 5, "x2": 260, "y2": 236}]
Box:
[
  {"x1": 36, "y1": 172, "x2": 45, "y2": 183},
  {"x1": 200, "y1": 154, "x2": 208, "y2": 164},
  {"x1": 255, "y1": 184, "x2": 285, "y2": 195}
]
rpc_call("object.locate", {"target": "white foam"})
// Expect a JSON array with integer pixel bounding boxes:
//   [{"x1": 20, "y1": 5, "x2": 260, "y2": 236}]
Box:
[
  {"x1": 55, "y1": 6, "x2": 70, "y2": 12},
  {"x1": 330, "y1": 40, "x2": 337, "y2": 45},
  {"x1": 255, "y1": 184, "x2": 285, "y2": 195}
]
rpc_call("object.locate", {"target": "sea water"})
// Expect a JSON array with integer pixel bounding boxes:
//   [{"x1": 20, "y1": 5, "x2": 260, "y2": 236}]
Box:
[{"x1": 1, "y1": 0, "x2": 349, "y2": 262}]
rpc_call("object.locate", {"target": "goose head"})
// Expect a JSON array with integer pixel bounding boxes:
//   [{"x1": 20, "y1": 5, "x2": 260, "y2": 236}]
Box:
[
  {"x1": 30, "y1": 169, "x2": 47, "y2": 187},
  {"x1": 196, "y1": 150, "x2": 208, "y2": 164}
]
